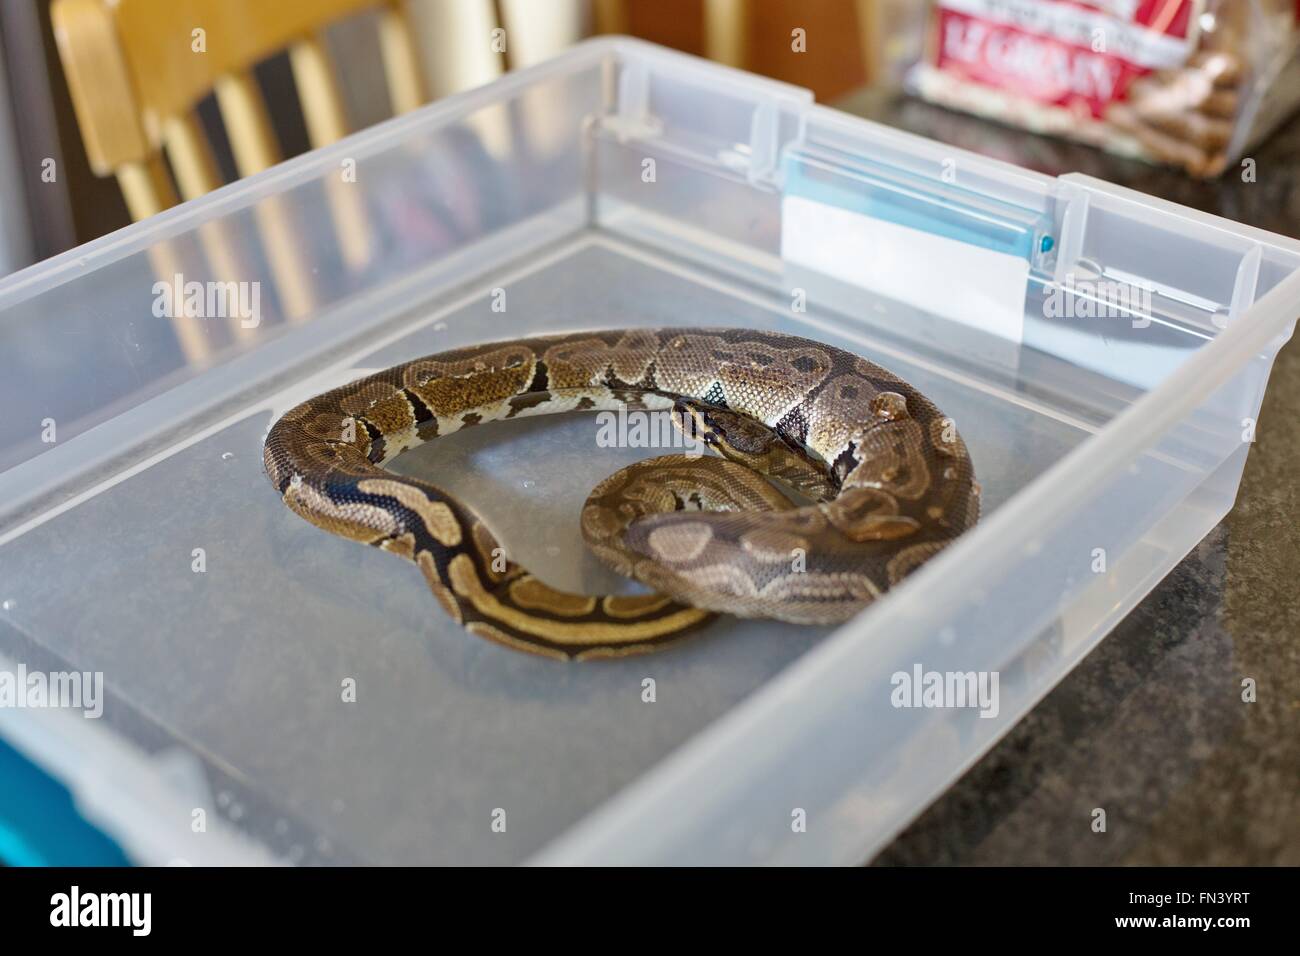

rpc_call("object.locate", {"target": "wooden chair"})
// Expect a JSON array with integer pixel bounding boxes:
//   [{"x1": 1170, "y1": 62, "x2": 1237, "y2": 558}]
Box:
[
  {"x1": 52, "y1": 0, "x2": 432, "y2": 221},
  {"x1": 53, "y1": 0, "x2": 879, "y2": 224},
  {"x1": 51, "y1": 0, "x2": 584, "y2": 361},
  {"x1": 53, "y1": 0, "x2": 593, "y2": 222}
]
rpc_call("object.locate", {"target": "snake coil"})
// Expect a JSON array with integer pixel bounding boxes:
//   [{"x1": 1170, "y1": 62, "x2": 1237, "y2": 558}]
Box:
[{"x1": 264, "y1": 328, "x2": 979, "y2": 659}]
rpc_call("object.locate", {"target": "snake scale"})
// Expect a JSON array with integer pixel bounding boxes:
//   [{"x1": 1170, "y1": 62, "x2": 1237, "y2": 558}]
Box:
[{"x1": 263, "y1": 328, "x2": 980, "y2": 660}]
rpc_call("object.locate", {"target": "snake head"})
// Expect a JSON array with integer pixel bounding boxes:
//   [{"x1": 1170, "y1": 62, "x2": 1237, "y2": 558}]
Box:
[{"x1": 672, "y1": 399, "x2": 776, "y2": 455}]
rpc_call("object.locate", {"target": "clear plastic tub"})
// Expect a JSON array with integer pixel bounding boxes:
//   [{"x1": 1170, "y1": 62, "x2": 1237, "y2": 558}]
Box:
[{"x1": 1, "y1": 38, "x2": 1298, "y2": 865}]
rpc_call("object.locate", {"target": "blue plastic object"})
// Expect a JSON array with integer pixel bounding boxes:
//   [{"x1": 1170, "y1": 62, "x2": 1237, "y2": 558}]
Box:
[
  {"x1": 785, "y1": 149, "x2": 1053, "y2": 264},
  {"x1": 0, "y1": 735, "x2": 130, "y2": 866}
]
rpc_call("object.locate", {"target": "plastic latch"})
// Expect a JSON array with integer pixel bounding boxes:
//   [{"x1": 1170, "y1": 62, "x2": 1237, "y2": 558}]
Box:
[
  {"x1": 600, "y1": 54, "x2": 807, "y2": 187},
  {"x1": 1226, "y1": 243, "x2": 1262, "y2": 327},
  {"x1": 603, "y1": 60, "x2": 662, "y2": 141},
  {"x1": 747, "y1": 102, "x2": 779, "y2": 186},
  {"x1": 1052, "y1": 182, "x2": 1090, "y2": 286}
]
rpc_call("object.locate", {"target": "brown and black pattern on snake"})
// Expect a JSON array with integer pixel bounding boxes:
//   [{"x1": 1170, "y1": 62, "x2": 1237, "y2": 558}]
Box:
[{"x1": 263, "y1": 328, "x2": 980, "y2": 659}]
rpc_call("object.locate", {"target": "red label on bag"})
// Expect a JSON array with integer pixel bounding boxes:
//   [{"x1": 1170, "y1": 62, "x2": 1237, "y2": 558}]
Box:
[{"x1": 933, "y1": 0, "x2": 1201, "y2": 117}]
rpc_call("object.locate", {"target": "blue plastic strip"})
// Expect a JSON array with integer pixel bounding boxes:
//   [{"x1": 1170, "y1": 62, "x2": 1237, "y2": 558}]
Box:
[
  {"x1": 0, "y1": 735, "x2": 131, "y2": 866},
  {"x1": 784, "y1": 150, "x2": 1050, "y2": 263}
]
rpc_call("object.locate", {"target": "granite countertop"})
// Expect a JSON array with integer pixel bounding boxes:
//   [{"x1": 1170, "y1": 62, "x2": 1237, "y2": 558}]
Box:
[{"x1": 833, "y1": 89, "x2": 1300, "y2": 865}]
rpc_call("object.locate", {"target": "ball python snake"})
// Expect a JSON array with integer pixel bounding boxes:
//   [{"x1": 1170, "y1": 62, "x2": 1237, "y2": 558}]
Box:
[{"x1": 263, "y1": 328, "x2": 980, "y2": 660}]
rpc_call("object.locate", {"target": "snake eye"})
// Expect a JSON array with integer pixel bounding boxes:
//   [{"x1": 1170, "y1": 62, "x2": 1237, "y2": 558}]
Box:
[{"x1": 871, "y1": 391, "x2": 909, "y2": 421}]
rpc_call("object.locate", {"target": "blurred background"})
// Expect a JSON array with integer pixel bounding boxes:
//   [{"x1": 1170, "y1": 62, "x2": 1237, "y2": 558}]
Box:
[
  {"x1": 0, "y1": 0, "x2": 910, "y2": 275},
  {"x1": 3, "y1": 0, "x2": 1296, "y2": 276}
]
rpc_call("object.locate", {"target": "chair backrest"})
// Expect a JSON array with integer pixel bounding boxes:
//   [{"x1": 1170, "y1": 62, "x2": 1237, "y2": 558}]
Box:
[{"x1": 53, "y1": 0, "x2": 430, "y2": 219}]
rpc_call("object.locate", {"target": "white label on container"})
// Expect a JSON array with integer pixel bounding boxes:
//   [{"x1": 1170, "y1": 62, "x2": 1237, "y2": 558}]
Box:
[{"x1": 781, "y1": 195, "x2": 1028, "y2": 345}]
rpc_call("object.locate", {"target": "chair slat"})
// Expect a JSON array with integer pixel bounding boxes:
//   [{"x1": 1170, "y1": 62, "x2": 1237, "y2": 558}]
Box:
[
  {"x1": 215, "y1": 71, "x2": 282, "y2": 177},
  {"x1": 409, "y1": 0, "x2": 503, "y2": 99},
  {"x1": 256, "y1": 197, "x2": 317, "y2": 321},
  {"x1": 378, "y1": 6, "x2": 425, "y2": 114},
  {"x1": 144, "y1": 241, "x2": 213, "y2": 365},
  {"x1": 115, "y1": 156, "x2": 177, "y2": 220},
  {"x1": 163, "y1": 114, "x2": 222, "y2": 200},
  {"x1": 326, "y1": 175, "x2": 374, "y2": 270},
  {"x1": 289, "y1": 35, "x2": 351, "y2": 148},
  {"x1": 704, "y1": 0, "x2": 747, "y2": 67},
  {"x1": 195, "y1": 219, "x2": 262, "y2": 343},
  {"x1": 498, "y1": 0, "x2": 583, "y2": 70}
]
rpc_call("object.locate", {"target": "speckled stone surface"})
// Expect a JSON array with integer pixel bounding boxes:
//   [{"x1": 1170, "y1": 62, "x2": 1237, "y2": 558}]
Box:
[{"x1": 833, "y1": 89, "x2": 1300, "y2": 865}]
